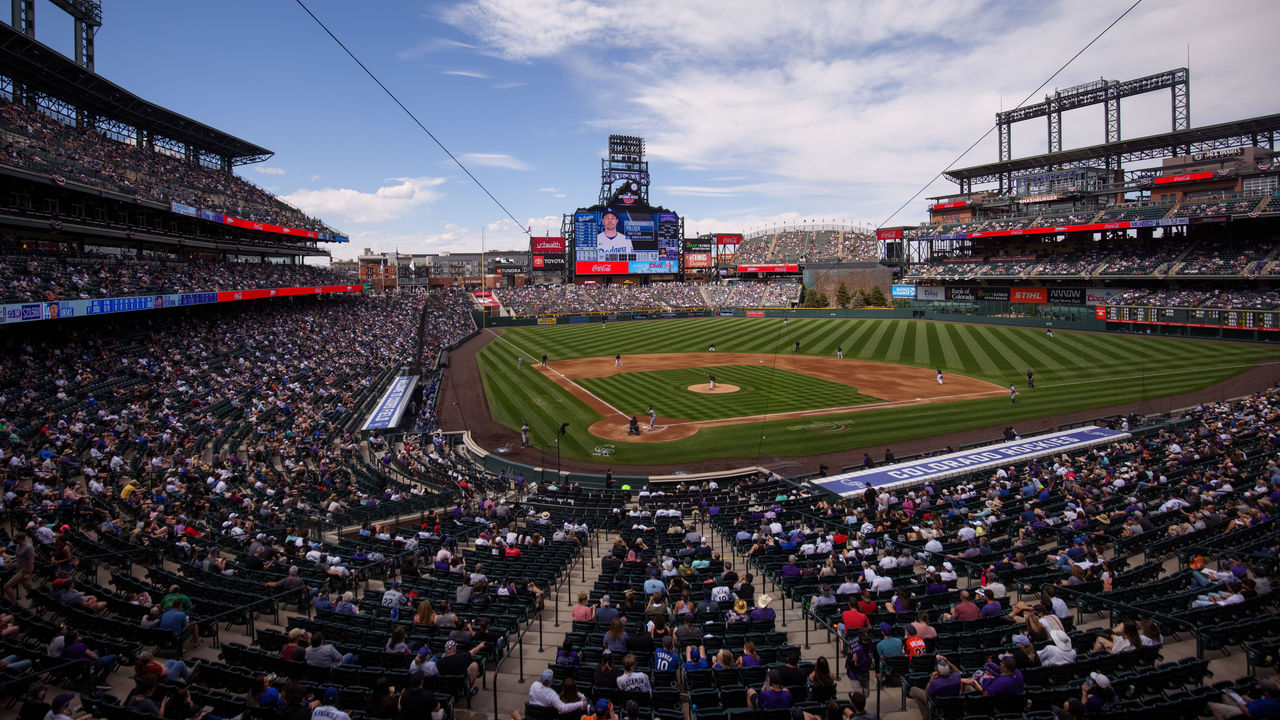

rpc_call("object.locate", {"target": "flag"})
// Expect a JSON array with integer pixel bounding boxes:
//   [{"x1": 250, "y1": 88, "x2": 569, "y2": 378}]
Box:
[{"x1": 409, "y1": 257, "x2": 415, "y2": 273}]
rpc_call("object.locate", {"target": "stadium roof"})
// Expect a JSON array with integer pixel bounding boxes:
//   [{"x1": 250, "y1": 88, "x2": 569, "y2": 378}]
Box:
[
  {"x1": 945, "y1": 113, "x2": 1280, "y2": 186},
  {"x1": 0, "y1": 23, "x2": 272, "y2": 165}
]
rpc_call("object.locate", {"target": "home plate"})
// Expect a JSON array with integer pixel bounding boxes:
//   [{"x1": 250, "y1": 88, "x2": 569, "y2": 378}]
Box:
[{"x1": 915, "y1": 397, "x2": 921, "y2": 400}]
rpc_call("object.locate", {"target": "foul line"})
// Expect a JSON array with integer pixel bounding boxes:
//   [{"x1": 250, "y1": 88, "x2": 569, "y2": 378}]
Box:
[{"x1": 484, "y1": 329, "x2": 629, "y2": 419}]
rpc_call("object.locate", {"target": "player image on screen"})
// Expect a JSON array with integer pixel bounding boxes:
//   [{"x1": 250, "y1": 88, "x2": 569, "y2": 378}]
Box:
[
  {"x1": 596, "y1": 209, "x2": 632, "y2": 258},
  {"x1": 574, "y1": 208, "x2": 679, "y2": 273}
]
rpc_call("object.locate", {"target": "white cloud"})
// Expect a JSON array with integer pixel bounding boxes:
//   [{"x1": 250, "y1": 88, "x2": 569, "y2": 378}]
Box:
[
  {"x1": 253, "y1": 166, "x2": 286, "y2": 175},
  {"x1": 492, "y1": 81, "x2": 526, "y2": 89},
  {"x1": 280, "y1": 177, "x2": 446, "y2": 224},
  {"x1": 396, "y1": 37, "x2": 482, "y2": 62},
  {"x1": 310, "y1": 174, "x2": 320, "y2": 182},
  {"x1": 445, "y1": 0, "x2": 1280, "y2": 227},
  {"x1": 538, "y1": 187, "x2": 559, "y2": 193},
  {"x1": 458, "y1": 153, "x2": 531, "y2": 170},
  {"x1": 442, "y1": 70, "x2": 488, "y2": 79}
]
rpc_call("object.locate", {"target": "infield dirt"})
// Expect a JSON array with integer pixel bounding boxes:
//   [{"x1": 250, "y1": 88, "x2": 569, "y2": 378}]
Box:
[{"x1": 535, "y1": 352, "x2": 1004, "y2": 443}]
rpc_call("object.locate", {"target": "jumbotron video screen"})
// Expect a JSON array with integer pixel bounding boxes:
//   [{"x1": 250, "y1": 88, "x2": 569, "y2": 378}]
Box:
[{"x1": 573, "y1": 208, "x2": 680, "y2": 274}]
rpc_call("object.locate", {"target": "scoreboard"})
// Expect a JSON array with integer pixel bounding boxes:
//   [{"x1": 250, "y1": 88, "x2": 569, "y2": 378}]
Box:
[{"x1": 1100, "y1": 306, "x2": 1279, "y2": 331}]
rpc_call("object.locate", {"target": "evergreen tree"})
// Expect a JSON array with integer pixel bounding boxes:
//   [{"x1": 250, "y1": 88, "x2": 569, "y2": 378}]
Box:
[{"x1": 835, "y1": 281, "x2": 851, "y2": 308}]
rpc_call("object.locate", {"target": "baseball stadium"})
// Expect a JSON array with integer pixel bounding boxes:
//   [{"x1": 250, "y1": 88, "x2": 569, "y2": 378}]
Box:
[{"x1": 2, "y1": 4, "x2": 1280, "y2": 720}]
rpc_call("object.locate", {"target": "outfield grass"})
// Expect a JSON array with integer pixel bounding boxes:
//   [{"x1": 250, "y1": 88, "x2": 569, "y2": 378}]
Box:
[
  {"x1": 576, "y1": 365, "x2": 879, "y2": 421},
  {"x1": 475, "y1": 318, "x2": 1278, "y2": 467}
]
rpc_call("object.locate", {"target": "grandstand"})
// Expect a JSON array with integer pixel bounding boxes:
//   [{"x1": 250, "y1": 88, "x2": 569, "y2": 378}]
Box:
[
  {"x1": 1, "y1": 10, "x2": 1278, "y2": 720},
  {"x1": 890, "y1": 70, "x2": 1280, "y2": 337}
]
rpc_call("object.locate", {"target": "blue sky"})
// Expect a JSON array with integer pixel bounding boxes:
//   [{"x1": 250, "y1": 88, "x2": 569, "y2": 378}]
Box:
[{"x1": 23, "y1": 0, "x2": 1280, "y2": 259}]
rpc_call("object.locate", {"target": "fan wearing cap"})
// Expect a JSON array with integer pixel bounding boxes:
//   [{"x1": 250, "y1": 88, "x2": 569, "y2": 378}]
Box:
[
  {"x1": 909, "y1": 656, "x2": 963, "y2": 717},
  {"x1": 750, "y1": 594, "x2": 776, "y2": 622},
  {"x1": 1080, "y1": 672, "x2": 1117, "y2": 712},
  {"x1": 962, "y1": 655, "x2": 1024, "y2": 696},
  {"x1": 682, "y1": 646, "x2": 709, "y2": 672},
  {"x1": 1039, "y1": 629, "x2": 1077, "y2": 667},
  {"x1": 437, "y1": 638, "x2": 485, "y2": 697},
  {"x1": 42, "y1": 692, "x2": 77, "y2": 720},
  {"x1": 311, "y1": 687, "x2": 349, "y2": 720},
  {"x1": 1009, "y1": 634, "x2": 1040, "y2": 669},
  {"x1": 527, "y1": 668, "x2": 588, "y2": 714},
  {"x1": 596, "y1": 210, "x2": 632, "y2": 259}
]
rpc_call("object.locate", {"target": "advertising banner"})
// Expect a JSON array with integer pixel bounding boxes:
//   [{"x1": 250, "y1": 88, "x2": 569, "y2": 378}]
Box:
[
  {"x1": 215, "y1": 285, "x2": 362, "y2": 303},
  {"x1": 684, "y1": 252, "x2": 713, "y2": 269},
  {"x1": 1153, "y1": 171, "x2": 1214, "y2": 185},
  {"x1": 745, "y1": 310, "x2": 766, "y2": 317},
  {"x1": 684, "y1": 239, "x2": 713, "y2": 253},
  {"x1": 716, "y1": 310, "x2": 735, "y2": 317},
  {"x1": 533, "y1": 255, "x2": 566, "y2": 270},
  {"x1": 1085, "y1": 287, "x2": 1131, "y2": 306},
  {"x1": 891, "y1": 285, "x2": 917, "y2": 299},
  {"x1": 3, "y1": 286, "x2": 359, "y2": 323},
  {"x1": 715, "y1": 234, "x2": 743, "y2": 245},
  {"x1": 916, "y1": 286, "x2": 945, "y2": 301},
  {"x1": 736, "y1": 264, "x2": 800, "y2": 273},
  {"x1": 977, "y1": 287, "x2": 1010, "y2": 302},
  {"x1": 222, "y1": 215, "x2": 320, "y2": 239},
  {"x1": 814, "y1": 426, "x2": 1129, "y2": 496},
  {"x1": 537, "y1": 317, "x2": 557, "y2": 325},
  {"x1": 170, "y1": 202, "x2": 198, "y2": 217},
  {"x1": 569, "y1": 316, "x2": 589, "y2": 324},
  {"x1": 948, "y1": 287, "x2": 976, "y2": 301},
  {"x1": 575, "y1": 261, "x2": 630, "y2": 274},
  {"x1": 531, "y1": 236, "x2": 566, "y2": 252},
  {"x1": 876, "y1": 228, "x2": 903, "y2": 241},
  {"x1": 1010, "y1": 287, "x2": 1047, "y2": 304},
  {"x1": 1047, "y1": 288, "x2": 1085, "y2": 305},
  {"x1": 931, "y1": 201, "x2": 966, "y2": 210},
  {"x1": 360, "y1": 375, "x2": 420, "y2": 431}
]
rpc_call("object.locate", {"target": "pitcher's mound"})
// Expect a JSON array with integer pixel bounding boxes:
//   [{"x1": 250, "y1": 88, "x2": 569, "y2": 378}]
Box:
[{"x1": 688, "y1": 383, "x2": 740, "y2": 394}]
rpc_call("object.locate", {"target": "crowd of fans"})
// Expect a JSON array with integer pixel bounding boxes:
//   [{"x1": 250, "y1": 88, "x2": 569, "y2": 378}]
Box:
[
  {"x1": 0, "y1": 99, "x2": 335, "y2": 234},
  {"x1": 516, "y1": 388, "x2": 1280, "y2": 720},
  {"x1": 1105, "y1": 287, "x2": 1280, "y2": 310},
  {"x1": 496, "y1": 282, "x2": 800, "y2": 315},
  {"x1": 0, "y1": 260, "x2": 1272, "y2": 720},
  {"x1": 735, "y1": 230, "x2": 878, "y2": 265},
  {"x1": 0, "y1": 252, "x2": 347, "y2": 303},
  {"x1": 905, "y1": 236, "x2": 1278, "y2": 281}
]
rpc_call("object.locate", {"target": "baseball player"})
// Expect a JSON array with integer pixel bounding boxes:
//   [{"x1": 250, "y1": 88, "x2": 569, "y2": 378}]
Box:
[
  {"x1": 836, "y1": 346, "x2": 844, "y2": 359},
  {"x1": 615, "y1": 353, "x2": 622, "y2": 367},
  {"x1": 936, "y1": 368, "x2": 944, "y2": 385},
  {"x1": 709, "y1": 373, "x2": 717, "y2": 390},
  {"x1": 516, "y1": 356, "x2": 523, "y2": 370},
  {"x1": 1026, "y1": 369, "x2": 1034, "y2": 388},
  {"x1": 542, "y1": 353, "x2": 548, "y2": 366},
  {"x1": 1046, "y1": 323, "x2": 1053, "y2": 338},
  {"x1": 794, "y1": 340, "x2": 800, "y2": 353},
  {"x1": 520, "y1": 421, "x2": 530, "y2": 448},
  {"x1": 1010, "y1": 384, "x2": 1017, "y2": 404},
  {"x1": 648, "y1": 405, "x2": 657, "y2": 430},
  {"x1": 709, "y1": 342, "x2": 716, "y2": 353}
]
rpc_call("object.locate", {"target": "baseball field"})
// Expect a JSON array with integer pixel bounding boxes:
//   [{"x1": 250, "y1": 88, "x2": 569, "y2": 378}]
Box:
[{"x1": 470, "y1": 317, "x2": 1279, "y2": 467}]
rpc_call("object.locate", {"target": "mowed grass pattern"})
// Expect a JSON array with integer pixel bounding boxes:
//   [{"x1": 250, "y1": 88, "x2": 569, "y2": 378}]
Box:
[
  {"x1": 476, "y1": 318, "x2": 1278, "y2": 466},
  {"x1": 576, "y1": 365, "x2": 879, "y2": 421}
]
